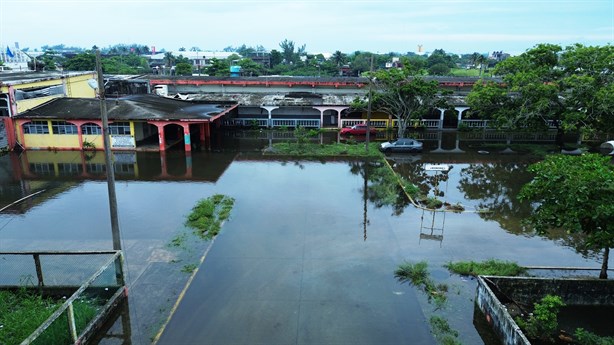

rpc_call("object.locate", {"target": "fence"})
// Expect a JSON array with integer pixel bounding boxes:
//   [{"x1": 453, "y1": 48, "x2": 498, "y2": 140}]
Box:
[
  {"x1": 339, "y1": 119, "x2": 441, "y2": 129},
  {"x1": 0, "y1": 251, "x2": 126, "y2": 345},
  {"x1": 223, "y1": 118, "x2": 321, "y2": 128}
]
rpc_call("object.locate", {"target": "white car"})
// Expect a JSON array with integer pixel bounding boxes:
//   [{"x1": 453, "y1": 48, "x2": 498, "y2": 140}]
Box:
[{"x1": 380, "y1": 138, "x2": 423, "y2": 153}]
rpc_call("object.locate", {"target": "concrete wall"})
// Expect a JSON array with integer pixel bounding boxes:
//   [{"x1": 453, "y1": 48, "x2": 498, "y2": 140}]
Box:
[
  {"x1": 476, "y1": 276, "x2": 614, "y2": 345},
  {"x1": 485, "y1": 276, "x2": 614, "y2": 306}
]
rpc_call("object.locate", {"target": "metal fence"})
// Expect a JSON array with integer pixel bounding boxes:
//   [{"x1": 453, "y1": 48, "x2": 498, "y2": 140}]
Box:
[{"x1": 0, "y1": 251, "x2": 126, "y2": 345}]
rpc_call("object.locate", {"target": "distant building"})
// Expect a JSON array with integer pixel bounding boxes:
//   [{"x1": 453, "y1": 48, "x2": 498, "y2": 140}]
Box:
[{"x1": 1, "y1": 45, "x2": 30, "y2": 71}]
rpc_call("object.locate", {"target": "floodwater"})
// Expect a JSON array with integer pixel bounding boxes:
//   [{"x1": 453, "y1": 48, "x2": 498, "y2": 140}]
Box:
[{"x1": 0, "y1": 131, "x2": 609, "y2": 345}]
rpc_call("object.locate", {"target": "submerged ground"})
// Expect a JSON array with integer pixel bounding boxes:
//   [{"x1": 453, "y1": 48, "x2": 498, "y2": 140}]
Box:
[{"x1": 0, "y1": 134, "x2": 608, "y2": 344}]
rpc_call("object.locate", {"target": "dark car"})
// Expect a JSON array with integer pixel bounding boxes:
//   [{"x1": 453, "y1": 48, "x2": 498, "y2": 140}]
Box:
[
  {"x1": 340, "y1": 124, "x2": 377, "y2": 136},
  {"x1": 380, "y1": 138, "x2": 423, "y2": 153}
]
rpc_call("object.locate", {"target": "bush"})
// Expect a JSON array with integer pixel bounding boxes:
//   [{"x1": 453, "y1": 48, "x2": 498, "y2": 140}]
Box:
[{"x1": 515, "y1": 294, "x2": 565, "y2": 342}]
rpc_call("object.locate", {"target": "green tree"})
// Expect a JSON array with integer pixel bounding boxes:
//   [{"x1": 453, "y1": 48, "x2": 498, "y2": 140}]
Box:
[
  {"x1": 175, "y1": 62, "x2": 193, "y2": 76},
  {"x1": 518, "y1": 154, "x2": 614, "y2": 279},
  {"x1": 353, "y1": 65, "x2": 448, "y2": 138},
  {"x1": 428, "y1": 63, "x2": 450, "y2": 76},
  {"x1": 63, "y1": 51, "x2": 96, "y2": 71},
  {"x1": 164, "y1": 52, "x2": 176, "y2": 68},
  {"x1": 237, "y1": 58, "x2": 264, "y2": 76},
  {"x1": 279, "y1": 39, "x2": 305, "y2": 64},
  {"x1": 332, "y1": 50, "x2": 346, "y2": 66},
  {"x1": 468, "y1": 43, "x2": 613, "y2": 135},
  {"x1": 206, "y1": 58, "x2": 230, "y2": 76}
]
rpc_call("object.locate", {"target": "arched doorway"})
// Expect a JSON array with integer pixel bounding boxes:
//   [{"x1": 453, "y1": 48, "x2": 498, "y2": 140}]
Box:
[{"x1": 163, "y1": 123, "x2": 185, "y2": 150}]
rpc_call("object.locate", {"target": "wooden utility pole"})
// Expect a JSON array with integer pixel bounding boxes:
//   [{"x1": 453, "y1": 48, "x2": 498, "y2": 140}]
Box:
[
  {"x1": 365, "y1": 55, "x2": 374, "y2": 153},
  {"x1": 95, "y1": 50, "x2": 122, "y2": 252}
]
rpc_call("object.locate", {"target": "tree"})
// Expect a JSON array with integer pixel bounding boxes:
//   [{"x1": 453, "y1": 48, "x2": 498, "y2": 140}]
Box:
[
  {"x1": 353, "y1": 65, "x2": 448, "y2": 138},
  {"x1": 428, "y1": 63, "x2": 450, "y2": 76},
  {"x1": 332, "y1": 50, "x2": 347, "y2": 67},
  {"x1": 206, "y1": 58, "x2": 230, "y2": 76},
  {"x1": 279, "y1": 39, "x2": 305, "y2": 64},
  {"x1": 164, "y1": 52, "x2": 176, "y2": 68},
  {"x1": 175, "y1": 62, "x2": 193, "y2": 76},
  {"x1": 178, "y1": 47, "x2": 186, "y2": 52},
  {"x1": 467, "y1": 43, "x2": 613, "y2": 135},
  {"x1": 518, "y1": 154, "x2": 614, "y2": 279},
  {"x1": 269, "y1": 49, "x2": 283, "y2": 67},
  {"x1": 64, "y1": 51, "x2": 96, "y2": 71}
]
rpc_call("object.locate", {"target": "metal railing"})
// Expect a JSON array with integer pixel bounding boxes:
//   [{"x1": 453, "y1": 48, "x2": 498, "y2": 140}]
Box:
[
  {"x1": 222, "y1": 118, "x2": 321, "y2": 128},
  {"x1": 0, "y1": 251, "x2": 126, "y2": 345}
]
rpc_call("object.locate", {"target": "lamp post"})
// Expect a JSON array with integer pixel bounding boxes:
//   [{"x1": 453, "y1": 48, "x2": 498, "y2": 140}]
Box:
[{"x1": 95, "y1": 50, "x2": 122, "y2": 253}]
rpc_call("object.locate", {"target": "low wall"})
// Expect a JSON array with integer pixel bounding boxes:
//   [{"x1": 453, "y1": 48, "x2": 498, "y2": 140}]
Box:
[{"x1": 475, "y1": 276, "x2": 614, "y2": 345}]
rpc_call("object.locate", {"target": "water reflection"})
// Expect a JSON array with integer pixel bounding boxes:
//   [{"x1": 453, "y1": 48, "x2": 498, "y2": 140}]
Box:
[
  {"x1": 419, "y1": 210, "x2": 445, "y2": 246},
  {"x1": 458, "y1": 160, "x2": 538, "y2": 234}
]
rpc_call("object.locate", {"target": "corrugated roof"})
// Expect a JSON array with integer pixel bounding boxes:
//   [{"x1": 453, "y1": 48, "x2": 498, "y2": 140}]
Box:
[{"x1": 15, "y1": 94, "x2": 235, "y2": 121}]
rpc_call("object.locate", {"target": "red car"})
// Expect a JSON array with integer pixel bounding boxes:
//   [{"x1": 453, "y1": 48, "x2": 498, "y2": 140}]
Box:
[{"x1": 340, "y1": 124, "x2": 377, "y2": 136}]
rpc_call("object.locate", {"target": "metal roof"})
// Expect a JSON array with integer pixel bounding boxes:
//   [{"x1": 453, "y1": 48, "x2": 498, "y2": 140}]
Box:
[
  {"x1": 15, "y1": 94, "x2": 236, "y2": 121},
  {"x1": 0, "y1": 71, "x2": 95, "y2": 86}
]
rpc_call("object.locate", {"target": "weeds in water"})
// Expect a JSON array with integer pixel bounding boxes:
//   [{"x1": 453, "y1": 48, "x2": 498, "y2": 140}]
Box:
[
  {"x1": 430, "y1": 316, "x2": 461, "y2": 345},
  {"x1": 0, "y1": 290, "x2": 99, "y2": 345},
  {"x1": 444, "y1": 259, "x2": 526, "y2": 277},
  {"x1": 181, "y1": 264, "x2": 197, "y2": 274},
  {"x1": 185, "y1": 194, "x2": 235, "y2": 240},
  {"x1": 395, "y1": 261, "x2": 448, "y2": 308}
]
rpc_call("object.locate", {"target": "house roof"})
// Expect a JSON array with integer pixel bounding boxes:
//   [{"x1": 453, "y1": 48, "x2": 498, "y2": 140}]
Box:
[
  {"x1": 15, "y1": 94, "x2": 237, "y2": 121},
  {"x1": 0, "y1": 71, "x2": 95, "y2": 86}
]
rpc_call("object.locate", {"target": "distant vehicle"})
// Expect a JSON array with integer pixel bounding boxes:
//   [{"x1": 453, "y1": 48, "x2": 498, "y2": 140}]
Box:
[
  {"x1": 340, "y1": 124, "x2": 377, "y2": 136},
  {"x1": 380, "y1": 138, "x2": 423, "y2": 153}
]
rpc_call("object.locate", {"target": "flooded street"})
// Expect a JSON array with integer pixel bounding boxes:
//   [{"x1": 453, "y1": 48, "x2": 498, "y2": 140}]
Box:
[{"x1": 0, "y1": 131, "x2": 608, "y2": 344}]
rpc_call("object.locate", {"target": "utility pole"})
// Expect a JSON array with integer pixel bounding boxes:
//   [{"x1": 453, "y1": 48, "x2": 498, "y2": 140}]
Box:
[
  {"x1": 95, "y1": 50, "x2": 122, "y2": 252},
  {"x1": 365, "y1": 55, "x2": 374, "y2": 153}
]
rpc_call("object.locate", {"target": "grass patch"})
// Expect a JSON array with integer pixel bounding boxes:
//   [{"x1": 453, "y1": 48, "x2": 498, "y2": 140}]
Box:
[
  {"x1": 444, "y1": 259, "x2": 526, "y2": 277},
  {"x1": 181, "y1": 264, "x2": 197, "y2": 274},
  {"x1": 185, "y1": 194, "x2": 235, "y2": 240},
  {"x1": 0, "y1": 290, "x2": 99, "y2": 345},
  {"x1": 430, "y1": 316, "x2": 461, "y2": 345},
  {"x1": 395, "y1": 261, "x2": 448, "y2": 308},
  {"x1": 269, "y1": 142, "x2": 382, "y2": 157}
]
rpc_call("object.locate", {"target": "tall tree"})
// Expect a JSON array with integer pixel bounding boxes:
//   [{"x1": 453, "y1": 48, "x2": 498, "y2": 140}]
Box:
[
  {"x1": 519, "y1": 154, "x2": 614, "y2": 279},
  {"x1": 332, "y1": 50, "x2": 346, "y2": 67},
  {"x1": 353, "y1": 63, "x2": 448, "y2": 137},
  {"x1": 467, "y1": 43, "x2": 613, "y2": 134}
]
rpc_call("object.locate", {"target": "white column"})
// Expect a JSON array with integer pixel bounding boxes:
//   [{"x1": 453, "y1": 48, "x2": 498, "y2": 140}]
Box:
[
  {"x1": 437, "y1": 108, "x2": 446, "y2": 129},
  {"x1": 261, "y1": 106, "x2": 279, "y2": 128},
  {"x1": 455, "y1": 107, "x2": 470, "y2": 128}
]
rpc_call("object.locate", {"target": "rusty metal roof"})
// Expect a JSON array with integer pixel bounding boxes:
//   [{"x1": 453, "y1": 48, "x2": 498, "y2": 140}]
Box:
[{"x1": 15, "y1": 94, "x2": 236, "y2": 121}]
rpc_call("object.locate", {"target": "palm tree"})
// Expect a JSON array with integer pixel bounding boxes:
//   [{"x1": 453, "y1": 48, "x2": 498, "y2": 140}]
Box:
[
  {"x1": 333, "y1": 50, "x2": 346, "y2": 67},
  {"x1": 164, "y1": 52, "x2": 176, "y2": 68}
]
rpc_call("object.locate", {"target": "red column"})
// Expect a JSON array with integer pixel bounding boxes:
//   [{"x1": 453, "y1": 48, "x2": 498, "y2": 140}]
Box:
[
  {"x1": 4, "y1": 117, "x2": 17, "y2": 150},
  {"x1": 183, "y1": 124, "x2": 191, "y2": 152},
  {"x1": 157, "y1": 123, "x2": 166, "y2": 151}
]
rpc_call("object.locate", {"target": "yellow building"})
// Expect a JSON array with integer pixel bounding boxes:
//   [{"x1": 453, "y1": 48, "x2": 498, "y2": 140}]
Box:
[{"x1": 0, "y1": 71, "x2": 96, "y2": 149}]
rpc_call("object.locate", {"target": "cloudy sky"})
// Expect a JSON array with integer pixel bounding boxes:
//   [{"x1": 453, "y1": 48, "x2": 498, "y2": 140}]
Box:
[{"x1": 0, "y1": 0, "x2": 612, "y2": 55}]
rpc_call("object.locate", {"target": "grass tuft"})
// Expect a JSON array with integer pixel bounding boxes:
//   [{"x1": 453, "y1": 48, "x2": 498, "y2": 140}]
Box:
[
  {"x1": 444, "y1": 259, "x2": 526, "y2": 277},
  {"x1": 185, "y1": 194, "x2": 235, "y2": 240}
]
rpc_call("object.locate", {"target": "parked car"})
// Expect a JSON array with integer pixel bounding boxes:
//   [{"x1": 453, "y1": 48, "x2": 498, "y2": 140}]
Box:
[
  {"x1": 380, "y1": 138, "x2": 423, "y2": 153},
  {"x1": 340, "y1": 124, "x2": 377, "y2": 136}
]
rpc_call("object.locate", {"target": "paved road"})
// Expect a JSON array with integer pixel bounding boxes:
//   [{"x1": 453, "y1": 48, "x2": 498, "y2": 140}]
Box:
[{"x1": 156, "y1": 161, "x2": 435, "y2": 345}]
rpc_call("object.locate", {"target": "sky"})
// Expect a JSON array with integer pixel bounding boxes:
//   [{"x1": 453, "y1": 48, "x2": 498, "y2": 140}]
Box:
[{"x1": 0, "y1": 0, "x2": 612, "y2": 56}]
